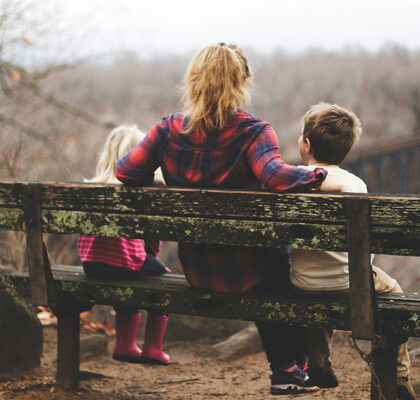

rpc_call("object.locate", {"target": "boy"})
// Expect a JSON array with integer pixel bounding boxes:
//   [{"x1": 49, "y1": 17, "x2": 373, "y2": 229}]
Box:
[{"x1": 289, "y1": 103, "x2": 415, "y2": 400}]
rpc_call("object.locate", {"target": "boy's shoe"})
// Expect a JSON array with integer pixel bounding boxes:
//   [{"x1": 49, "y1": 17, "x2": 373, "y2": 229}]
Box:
[
  {"x1": 396, "y1": 375, "x2": 416, "y2": 400},
  {"x1": 270, "y1": 366, "x2": 319, "y2": 395},
  {"x1": 307, "y1": 365, "x2": 339, "y2": 388}
]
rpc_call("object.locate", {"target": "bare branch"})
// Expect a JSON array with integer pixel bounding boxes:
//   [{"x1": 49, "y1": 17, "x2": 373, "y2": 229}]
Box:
[
  {"x1": 0, "y1": 65, "x2": 11, "y2": 94},
  {"x1": 22, "y1": 80, "x2": 116, "y2": 129},
  {"x1": 0, "y1": 60, "x2": 116, "y2": 130},
  {"x1": 1, "y1": 134, "x2": 23, "y2": 177},
  {"x1": 0, "y1": 112, "x2": 77, "y2": 174},
  {"x1": 30, "y1": 60, "x2": 85, "y2": 81}
]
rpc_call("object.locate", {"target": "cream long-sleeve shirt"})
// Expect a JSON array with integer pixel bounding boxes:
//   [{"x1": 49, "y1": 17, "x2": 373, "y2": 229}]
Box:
[{"x1": 289, "y1": 165, "x2": 368, "y2": 291}]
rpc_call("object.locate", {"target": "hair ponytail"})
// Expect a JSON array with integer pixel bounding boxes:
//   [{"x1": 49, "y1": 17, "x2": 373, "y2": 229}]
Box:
[{"x1": 183, "y1": 43, "x2": 253, "y2": 135}]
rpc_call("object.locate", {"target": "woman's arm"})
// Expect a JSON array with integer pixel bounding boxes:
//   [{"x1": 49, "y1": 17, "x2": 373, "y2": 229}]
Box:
[
  {"x1": 246, "y1": 125, "x2": 327, "y2": 192},
  {"x1": 116, "y1": 120, "x2": 164, "y2": 185}
]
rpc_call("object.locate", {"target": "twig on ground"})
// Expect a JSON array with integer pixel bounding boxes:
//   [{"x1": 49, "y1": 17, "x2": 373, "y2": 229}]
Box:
[
  {"x1": 155, "y1": 377, "x2": 200, "y2": 385},
  {"x1": 408, "y1": 346, "x2": 420, "y2": 357}
]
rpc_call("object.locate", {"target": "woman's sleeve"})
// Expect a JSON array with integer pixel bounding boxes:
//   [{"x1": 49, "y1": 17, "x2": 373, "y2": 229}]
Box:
[
  {"x1": 246, "y1": 124, "x2": 327, "y2": 192},
  {"x1": 116, "y1": 120, "x2": 164, "y2": 186}
]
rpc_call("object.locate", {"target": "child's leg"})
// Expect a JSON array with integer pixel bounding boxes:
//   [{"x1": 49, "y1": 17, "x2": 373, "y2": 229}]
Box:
[
  {"x1": 112, "y1": 306, "x2": 143, "y2": 363},
  {"x1": 372, "y1": 265, "x2": 410, "y2": 378},
  {"x1": 133, "y1": 254, "x2": 171, "y2": 363},
  {"x1": 372, "y1": 265, "x2": 402, "y2": 293},
  {"x1": 294, "y1": 287, "x2": 336, "y2": 368},
  {"x1": 133, "y1": 253, "x2": 169, "y2": 277},
  {"x1": 141, "y1": 311, "x2": 170, "y2": 365},
  {"x1": 294, "y1": 287, "x2": 340, "y2": 388},
  {"x1": 306, "y1": 327, "x2": 333, "y2": 369},
  {"x1": 83, "y1": 260, "x2": 170, "y2": 364}
]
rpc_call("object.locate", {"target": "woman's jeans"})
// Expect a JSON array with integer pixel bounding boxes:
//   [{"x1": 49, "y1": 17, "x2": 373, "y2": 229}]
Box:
[{"x1": 251, "y1": 249, "x2": 307, "y2": 370}]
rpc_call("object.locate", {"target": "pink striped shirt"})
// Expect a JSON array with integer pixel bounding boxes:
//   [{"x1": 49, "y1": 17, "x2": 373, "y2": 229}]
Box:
[{"x1": 78, "y1": 236, "x2": 160, "y2": 271}]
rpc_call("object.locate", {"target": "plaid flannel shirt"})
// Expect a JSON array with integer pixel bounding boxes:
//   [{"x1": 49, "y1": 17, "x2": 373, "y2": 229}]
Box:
[{"x1": 116, "y1": 109, "x2": 326, "y2": 293}]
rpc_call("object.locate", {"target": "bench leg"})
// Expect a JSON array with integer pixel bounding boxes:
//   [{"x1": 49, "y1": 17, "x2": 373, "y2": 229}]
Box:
[
  {"x1": 56, "y1": 306, "x2": 80, "y2": 390},
  {"x1": 371, "y1": 336, "x2": 398, "y2": 400}
]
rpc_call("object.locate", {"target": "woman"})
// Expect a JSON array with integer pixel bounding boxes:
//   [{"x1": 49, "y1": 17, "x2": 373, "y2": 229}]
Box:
[{"x1": 116, "y1": 43, "x2": 328, "y2": 395}]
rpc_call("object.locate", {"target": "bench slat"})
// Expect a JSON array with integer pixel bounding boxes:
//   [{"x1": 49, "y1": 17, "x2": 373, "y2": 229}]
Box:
[
  {"x1": 1, "y1": 182, "x2": 418, "y2": 255},
  {"x1": 40, "y1": 209, "x2": 419, "y2": 255},
  {"x1": 41, "y1": 209, "x2": 348, "y2": 250},
  {"x1": 1, "y1": 268, "x2": 420, "y2": 338},
  {"x1": 1, "y1": 182, "x2": 419, "y2": 227}
]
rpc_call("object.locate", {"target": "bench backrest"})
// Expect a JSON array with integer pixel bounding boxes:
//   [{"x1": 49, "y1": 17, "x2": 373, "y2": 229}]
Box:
[
  {"x1": 1, "y1": 181, "x2": 419, "y2": 339},
  {"x1": 1, "y1": 182, "x2": 418, "y2": 253}
]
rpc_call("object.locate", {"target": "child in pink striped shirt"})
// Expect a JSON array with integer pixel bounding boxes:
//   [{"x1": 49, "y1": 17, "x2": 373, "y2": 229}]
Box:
[{"x1": 78, "y1": 125, "x2": 171, "y2": 365}]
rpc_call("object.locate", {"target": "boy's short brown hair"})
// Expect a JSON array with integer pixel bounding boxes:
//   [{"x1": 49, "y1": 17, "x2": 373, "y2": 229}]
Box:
[{"x1": 302, "y1": 103, "x2": 362, "y2": 165}]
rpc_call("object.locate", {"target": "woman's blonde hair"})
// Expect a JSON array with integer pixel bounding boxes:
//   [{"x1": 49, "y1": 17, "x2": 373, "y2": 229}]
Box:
[
  {"x1": 183, "y1": 43, "x2": 253, "y2": 135},
  {"x1": 87, "y1": 125, "x2": 163, "y2": 184}
]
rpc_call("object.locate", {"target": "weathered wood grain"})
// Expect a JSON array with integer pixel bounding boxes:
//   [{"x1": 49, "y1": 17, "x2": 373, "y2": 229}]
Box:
[
  {"x1": 39, "y1": 209, "x2": 418, "y2": 255},
  {"x1": 1, "y1": 181, "x2": 419, "y2": 226},
  {"x1": 22, "y1": 185, "x2": 55, "y2": 305},
  {"x1": 346, "y1": 198, "x2": 374, "y2": 340},
  {"x1": 0, "y1": 182, "x2": 22, "y2": 207},
  {"x1": 371, "y1": 337, "x2": 398, "y2": 400},
  {"x1": 41, "y1": 209, "x2": 347, "y2": 251},
  {"x1": 0, "y1": 181, "x2": 419, "y2": 255},
  {"x1": 1, "y1": 180, "x2": 417, "y2": 400},
  {"x1": 39, "y1": 184, "x2": 347, "y2": 222},
  {"x1": 0, "y1": 207, "x2": 23, "y2": 230},
  {"x1": 56, "y1": 306, "x2": 80, "y2": 390},
  {"x1": 1, "y1": 268, "x2": 420, "y2": 337}
]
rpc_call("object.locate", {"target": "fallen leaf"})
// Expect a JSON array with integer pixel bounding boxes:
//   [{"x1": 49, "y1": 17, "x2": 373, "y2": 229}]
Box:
[
  {"x1": 22, "y1": 36, "x2": 33, "y2": 46},
  {"x1": 10, "y1": 70, "x2": 21, "y2": 82}
]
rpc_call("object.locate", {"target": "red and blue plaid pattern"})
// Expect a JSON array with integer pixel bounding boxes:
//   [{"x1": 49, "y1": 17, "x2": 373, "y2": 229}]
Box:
[{"x1": 116, "y1": 109, "x2": 326, "y2": 293}]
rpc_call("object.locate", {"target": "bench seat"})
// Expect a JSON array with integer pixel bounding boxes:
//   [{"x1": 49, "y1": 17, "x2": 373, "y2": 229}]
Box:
[{"x1": 2, "y1": 265, "x2": 420, "y2": 338}]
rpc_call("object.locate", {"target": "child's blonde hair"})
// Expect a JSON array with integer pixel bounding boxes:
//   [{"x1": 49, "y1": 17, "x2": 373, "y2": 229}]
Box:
[
  {"x1": 87, "y1": 125, "x2": 163, "y2": 184},
  {"x1": 302, "y1": 103, "x2": 362, "y2": 165},
  {"x1": 182, "y1": 43, "x2": 253, "y2": 135}
]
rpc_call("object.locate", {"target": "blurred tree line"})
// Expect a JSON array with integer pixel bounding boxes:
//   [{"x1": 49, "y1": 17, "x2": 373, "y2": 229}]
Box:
[
  {"x1": 3, "y1": 46, "x2": 420, "y2": 181},
  {"x1": 1, "y1": 1, "x2": 420, "y2": 273}
]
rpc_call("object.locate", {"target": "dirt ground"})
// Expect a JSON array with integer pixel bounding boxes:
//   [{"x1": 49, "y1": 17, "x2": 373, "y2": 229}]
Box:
[{"x1": 0, "y1": 327, "x2": 419, "y2": 400}]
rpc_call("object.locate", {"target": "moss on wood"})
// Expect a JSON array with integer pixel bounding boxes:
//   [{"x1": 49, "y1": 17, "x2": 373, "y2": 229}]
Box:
[
  {"x1": 2, "y1": 271, "x2": 420, "y2": 337},
  {"x1": 0, "y1": 207, "x2": 23, "y2": 230}
]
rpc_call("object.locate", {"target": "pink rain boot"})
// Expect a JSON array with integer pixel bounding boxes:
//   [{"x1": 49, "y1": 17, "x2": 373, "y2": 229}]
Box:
[
  {"x1": 112, "y1": 311, "x2": 143, "y2": 363},
  {"x1": 141, "y1": 314, "x2": 170, "y2": 365}
]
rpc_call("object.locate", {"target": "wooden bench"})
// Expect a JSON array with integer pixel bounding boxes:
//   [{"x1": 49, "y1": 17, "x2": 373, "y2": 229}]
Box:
[{"x1": 0, "y1": 180, "x2": 419, "y2": 400}]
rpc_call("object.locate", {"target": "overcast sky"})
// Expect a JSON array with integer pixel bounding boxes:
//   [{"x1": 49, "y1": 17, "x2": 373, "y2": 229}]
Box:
[{"x1": 12, "y1": 0, "x2": 420, "y2": 65}]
